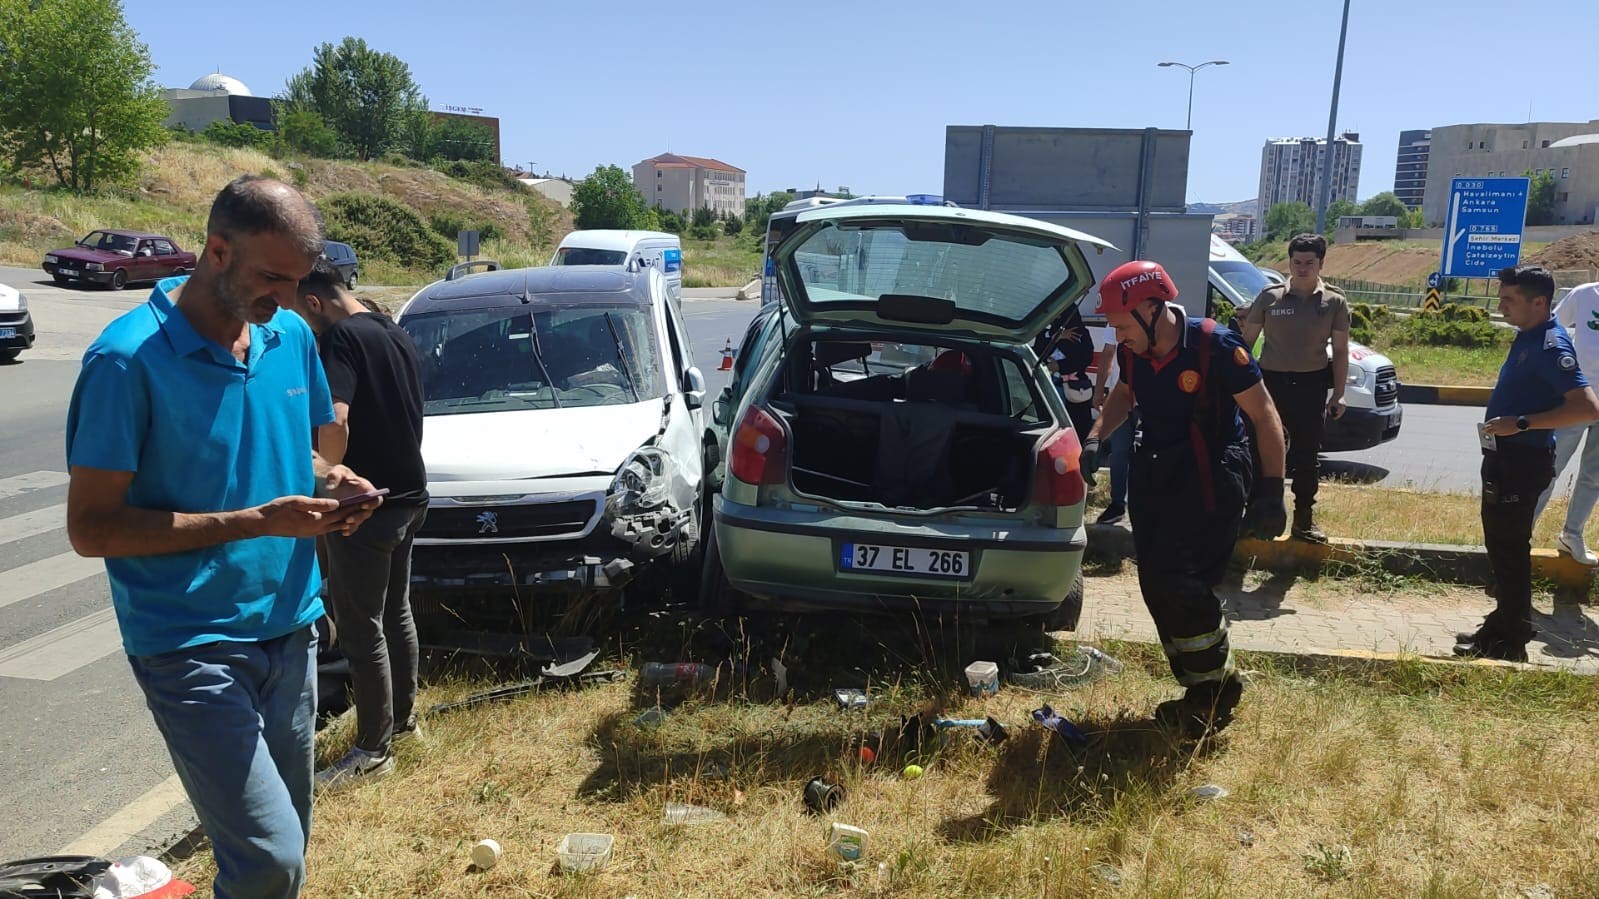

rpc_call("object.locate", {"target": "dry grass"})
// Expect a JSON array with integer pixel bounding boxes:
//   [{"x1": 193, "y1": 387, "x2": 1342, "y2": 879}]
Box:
[
  {"x1": 170, "y1": 621, "x2": 1599, "y2": 898},
  {"x1": 1093, "y1": 479, "x2": 1596, "y2": 549}
]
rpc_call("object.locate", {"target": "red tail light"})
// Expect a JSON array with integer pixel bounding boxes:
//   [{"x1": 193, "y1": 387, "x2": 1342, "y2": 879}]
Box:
[
  {"x1": 1033, "y1": 427, "x2": 1086, "y2": 507},
  {"x1": 729, "y1": 406, "x2": 788, "y2": 486}
]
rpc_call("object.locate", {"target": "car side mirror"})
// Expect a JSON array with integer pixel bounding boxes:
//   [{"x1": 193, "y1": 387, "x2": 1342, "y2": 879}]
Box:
[
  {"x1": 712, "y1": 385, "x2": 732, "y2": 425},
  {"x1": 683, "y1": 367, "x2": 706, "y2": 410}
]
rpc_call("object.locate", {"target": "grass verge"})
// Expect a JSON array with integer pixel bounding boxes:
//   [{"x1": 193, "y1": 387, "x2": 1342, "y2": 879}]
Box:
[
  {"x1": 172, "y1": 615, "x2": 1599, "y2": 898},
  {"x1": 1370, "y1": 342, "x2": 1504, "y2": 387},
  {"x1": 683, "y1": 237, "x2": 762, "y2": 288}
]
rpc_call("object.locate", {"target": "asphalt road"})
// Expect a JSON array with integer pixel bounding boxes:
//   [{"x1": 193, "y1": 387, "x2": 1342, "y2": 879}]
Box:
[{"x1": 0, "y1": 265, "x2": 1549, "y2": 863}]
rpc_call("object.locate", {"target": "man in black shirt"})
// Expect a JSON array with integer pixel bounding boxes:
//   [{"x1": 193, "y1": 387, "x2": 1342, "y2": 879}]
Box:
[{"x1": 285, "y1": 259, "x2": 428, "y2": 788}]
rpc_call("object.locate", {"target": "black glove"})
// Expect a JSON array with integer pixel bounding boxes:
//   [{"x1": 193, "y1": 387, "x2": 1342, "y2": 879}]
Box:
[
  {"x1": 1244, "y1": 476, "x2": 1287, "y2": 540},
  {"x1": 1080, "y1": 438, "x2": 1102, "y2": 487}
]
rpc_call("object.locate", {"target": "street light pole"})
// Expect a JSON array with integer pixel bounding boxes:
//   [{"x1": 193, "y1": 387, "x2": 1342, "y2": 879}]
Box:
[
  {"x1": 1157, "y1": 60, "x2": 1229, "y2": 130},
  {"x1": 1315, "y1": 0, "x2": 1353, "y2": 234}
]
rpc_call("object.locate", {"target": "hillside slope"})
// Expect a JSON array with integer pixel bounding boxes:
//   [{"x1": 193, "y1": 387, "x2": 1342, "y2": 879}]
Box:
[{"x1": 0, "y1": 143, "x2": 571, "y2": 283}]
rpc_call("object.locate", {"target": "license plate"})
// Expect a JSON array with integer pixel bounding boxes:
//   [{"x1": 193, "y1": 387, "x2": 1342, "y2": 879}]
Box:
[
  {"x1": 839, "y1": 543, "x2": 970, "y2": 579},
  {"x1": 59, "y1": 268, "x2": 79, "y2": 277},
  {"x1": 0, "y1": 328, "x2": 13, "y2": 339}
]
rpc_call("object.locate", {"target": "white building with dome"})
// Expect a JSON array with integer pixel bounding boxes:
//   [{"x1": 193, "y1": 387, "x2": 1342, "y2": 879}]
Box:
[{"x1": 161, "y1": 71, "x2": 274, "y2": 133}]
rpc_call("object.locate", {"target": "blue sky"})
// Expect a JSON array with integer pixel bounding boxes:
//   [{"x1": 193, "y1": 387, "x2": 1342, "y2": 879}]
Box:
[{"x1": 130, "y1": 0, "x2": 1597, "y2": 205}]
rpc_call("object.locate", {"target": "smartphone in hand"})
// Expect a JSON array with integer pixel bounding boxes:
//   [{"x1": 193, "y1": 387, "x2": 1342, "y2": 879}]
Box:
[{"x1": 336, "y1": 488, "x2": 390, "y2": 508}]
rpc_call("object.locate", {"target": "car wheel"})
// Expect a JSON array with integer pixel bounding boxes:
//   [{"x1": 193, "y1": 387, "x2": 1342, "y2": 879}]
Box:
[
  {"x1": 1042, "y1": 571, "x2": 1085, "y2": 632},
  {"x1": 0, "y1": 349, "x2": 18, "y2": 364},
  {"x1": 697, "y1": 517, "x2": 743, "y2": 618},
  {"x1": 51, "y1": 274, "x2": 68, "y2": 286},
  {"x1": 346, "y1": 272, "x2": 358, "y2": 290},
  {"x1": 110, "y1": 269, "x2": 127, "y2": 290}
]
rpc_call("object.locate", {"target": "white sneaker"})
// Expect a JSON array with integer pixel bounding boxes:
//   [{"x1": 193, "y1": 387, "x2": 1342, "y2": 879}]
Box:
[
  {"x1": 1556, "y1": 530, "x2": 1597, "y2": 566},
  {"x1": 392, "y1": 716, "x2": 425, "y2": 747},
  {"x1": 314, "y1": 746, "x2": 393, "y2": 791}
]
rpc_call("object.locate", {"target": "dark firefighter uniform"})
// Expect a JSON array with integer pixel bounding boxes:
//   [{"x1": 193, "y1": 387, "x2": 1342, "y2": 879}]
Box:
[
  {"x1": 1465, "y1": 319, "x2": 1588, "y2": 657},
  {"x1": 1118, "y1": 318, "x2": 1262, "y2": 696}
]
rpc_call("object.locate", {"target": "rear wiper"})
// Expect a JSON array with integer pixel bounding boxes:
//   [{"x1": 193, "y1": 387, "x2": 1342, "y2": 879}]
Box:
[
  {"x1": 525, "y1": 318, "x2": 562, "y2": 408},
  {"x1": 602, "y1": 312, "x2": 641, "y2": 402}
]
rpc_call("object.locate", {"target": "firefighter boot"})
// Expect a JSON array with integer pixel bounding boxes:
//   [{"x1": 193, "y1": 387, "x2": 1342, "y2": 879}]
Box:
[
  {"x1": 1291, "y1": 505, "x2": 1327, "y2": 544},
  {"x1": 1154, "y1": 675, "x2": 1244, "y2": 739}
]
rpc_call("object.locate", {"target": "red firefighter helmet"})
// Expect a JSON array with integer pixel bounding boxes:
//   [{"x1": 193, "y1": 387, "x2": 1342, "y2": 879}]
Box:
[{"x1": 1095, "y1": 260, "x2": 1179, "y2": 315}]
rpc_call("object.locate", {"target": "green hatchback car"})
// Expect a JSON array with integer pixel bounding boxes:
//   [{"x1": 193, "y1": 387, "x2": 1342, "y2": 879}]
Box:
[{"x1": 700, "y1": 204, "x2": 1112, "y2": 626}]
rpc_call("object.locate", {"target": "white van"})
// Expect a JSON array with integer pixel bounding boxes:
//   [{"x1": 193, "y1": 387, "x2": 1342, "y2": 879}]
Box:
[
  {"x1": 552, "y1": 230, "x2": 682, "y2": 302},
  {"x1": 1207, "y1": 235, "x2": 1402, "y2": 453}
]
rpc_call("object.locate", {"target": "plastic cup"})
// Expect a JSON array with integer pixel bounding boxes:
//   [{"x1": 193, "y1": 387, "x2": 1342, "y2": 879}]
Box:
[{"x1": 471, "y1": 838, "x2": 501, "y2": 870}]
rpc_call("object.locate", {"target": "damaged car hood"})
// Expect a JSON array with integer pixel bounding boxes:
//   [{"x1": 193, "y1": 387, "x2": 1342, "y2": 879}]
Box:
[{"x1": 424, "y1": 401, "x2": 666, "y2": 482}]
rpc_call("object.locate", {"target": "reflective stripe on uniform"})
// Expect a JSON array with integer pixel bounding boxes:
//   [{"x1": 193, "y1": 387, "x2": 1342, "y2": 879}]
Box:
[
  {"x1": 1162, "y1": 621, "x2": 1230, "y2": 656},
  {"x1": 1175, "y1": 652, "x2": 1237, "y2": 688}
]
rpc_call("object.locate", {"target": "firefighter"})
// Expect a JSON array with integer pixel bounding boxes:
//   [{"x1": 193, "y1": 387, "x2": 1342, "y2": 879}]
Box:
[{"x1": 1082, "y1": 260, "x2": 1288, "y2": 737}]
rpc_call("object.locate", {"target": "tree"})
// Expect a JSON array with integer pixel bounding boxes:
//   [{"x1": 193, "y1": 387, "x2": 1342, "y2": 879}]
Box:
[
  {"x1": 570, "y1": 164, "x2": 651, "y2": 230},
  {"x1": 1360, "y1": 192, "x2": 1409, "y2": 220},
  {"x1": 745, "y1": 191, "x2": 794, "y2": 235},
  {"x1": 282, "y1": 37, "x2": 426, "y2": 161},
  {"x1": 397, "y1": 109, "x2": 435, "y2": 162},
  {"x1": 1323, "y1": 199, "x2": 1360, "y2": 234},
  {"x1": 1264, "y1": 201, "x2": 1315, "y2": 241},
  {"x1": 1524, "y1": 168, "x2": 1556, "y2": 226},
  {"x1": 723, "y1": 214, "x2": 743, "y2": 236},
  {"x1": 0, "y1": 0, "x2": 169, "y2": 192},
  {"x1": 276, "y1": 107, "x2": 341, "y2": 157},
  {"x1": 430, "y1": 117, "x2": 493, "y2": 162}
]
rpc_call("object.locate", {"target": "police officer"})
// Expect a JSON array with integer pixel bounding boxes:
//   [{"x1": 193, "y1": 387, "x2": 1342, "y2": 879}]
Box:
[
  {"x1": 1083, "y1": 260, "x2": 1288, "y2": 737},
  {"x1": 1456, "y1": 265, "x2": 1599, "y2": 662}
]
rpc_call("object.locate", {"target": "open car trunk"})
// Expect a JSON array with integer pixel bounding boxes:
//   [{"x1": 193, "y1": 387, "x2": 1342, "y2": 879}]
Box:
[{"x1": 768, "y1": 339, "x2": 1050, "y2": 511}]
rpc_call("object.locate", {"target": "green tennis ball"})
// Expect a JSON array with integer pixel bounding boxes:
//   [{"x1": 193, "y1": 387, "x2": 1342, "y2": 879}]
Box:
[{"x1": 903, "y1": 764, "x2": 924, "y2": 779}]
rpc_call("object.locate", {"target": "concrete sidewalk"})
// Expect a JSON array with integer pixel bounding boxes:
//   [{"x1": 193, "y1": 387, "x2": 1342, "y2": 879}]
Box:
[{"x1": 1076, "y1": 569, "x2": 1599, "y2": 675}]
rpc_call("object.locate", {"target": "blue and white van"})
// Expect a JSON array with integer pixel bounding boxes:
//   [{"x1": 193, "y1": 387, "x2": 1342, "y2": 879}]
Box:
[{"x1": 552, "y1": 230, "x2": 682, "y2": 303}]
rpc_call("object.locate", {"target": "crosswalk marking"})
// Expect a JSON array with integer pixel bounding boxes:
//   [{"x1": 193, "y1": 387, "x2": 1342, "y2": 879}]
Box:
[
  {"x1": 0, "y1": 470, "x2": 69, "y2": 502},
  {"x1": 0, "y1": 551, "x2": 106, "y2": 611},
  {"x1": 0, "y1": 606, "x2": 120, "y2": 680},
  {"x1": 0, "y1": 502, "x2": 65, "y2": 545}
]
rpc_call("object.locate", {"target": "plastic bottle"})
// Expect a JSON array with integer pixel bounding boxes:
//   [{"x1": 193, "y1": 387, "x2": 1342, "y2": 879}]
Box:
[
  {"x1": 663, "y1": 802, "x2": 725, "y2": 825},
  {"x1": 1082, "y1": 646, "x2": 1125, "y2": 676},
  {"x1": 640, "y1": 662, "x2": 718, "y2": 687}
]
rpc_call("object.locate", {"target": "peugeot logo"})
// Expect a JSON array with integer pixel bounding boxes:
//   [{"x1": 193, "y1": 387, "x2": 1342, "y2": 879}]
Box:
[{"x1": 475, "y1": 511, "x2": 499, "y2": 535}]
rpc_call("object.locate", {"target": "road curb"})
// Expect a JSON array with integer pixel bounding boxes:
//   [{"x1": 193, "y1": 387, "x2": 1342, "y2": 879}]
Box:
[
  {"x1": 1397, "y1": 383, "x2": 1492, "y2": 406},
  {"x1": 1087, "y1": 524, "x2": 1595, "y2": 593}
]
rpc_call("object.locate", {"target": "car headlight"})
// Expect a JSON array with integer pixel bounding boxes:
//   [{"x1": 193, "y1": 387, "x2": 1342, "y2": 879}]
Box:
[
  {"x1": 43, "y1": 255, "x2": 56, "y2": 265},
  {"x1": 15, "y1": 293, "x2": 25, "y2": 311},
  {"x1": 85, "y1": 263, "x2": 103, "y2": 271},
  {"x1": 607, "y1": 448, "x2": 673, "y2": 513}
]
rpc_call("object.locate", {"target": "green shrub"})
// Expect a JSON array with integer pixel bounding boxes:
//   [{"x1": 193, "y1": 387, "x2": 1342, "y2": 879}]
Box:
[
  {"x1": 201, "y1": 120, "x2": 274, "y2": 150},
  {"x1": 436, "y1": 159, "x2": 522, "y2": 192},
  {"x1": 319, "y1": 192, "x2": 455, "y2": 272},
  {"x1": 428, "y1": 212, "x2": 500, "y2": 243},
  {"x1": 1392, "y1": 314, "x2": 1509, "y2": 349},
  {"x1": 688, "y1": 223, "x2": 719, "y2": 241},
  {"x1": 723, "y1": 214, "x2": 744, "y2": 236},
  {"x1": 1211, "y1": 296, "x2": 1237, "y2": 327}
]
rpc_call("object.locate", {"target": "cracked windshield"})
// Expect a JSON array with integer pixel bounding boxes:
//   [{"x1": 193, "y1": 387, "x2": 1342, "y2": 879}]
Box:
[{"x1": 400, "y1": 304, "x2": 661, "y2": 414}]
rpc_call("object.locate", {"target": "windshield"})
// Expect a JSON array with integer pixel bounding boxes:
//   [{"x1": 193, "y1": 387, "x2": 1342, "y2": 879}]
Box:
[
  {"x1": 1211, "y1": 260, "x2": 1272, "y2": 302},
  {"x1": 78, "y1": 231, "x2": 136, "y2": 254},
  {"x1": 555, "y1": 247, "x2": 627, "y2": 266},
  {"x1": 784, "y1": 219, "x2": 1075, "y2": 326},
  {"x1": 400, "y1": 304, "x2": 662, "y2": 415}
]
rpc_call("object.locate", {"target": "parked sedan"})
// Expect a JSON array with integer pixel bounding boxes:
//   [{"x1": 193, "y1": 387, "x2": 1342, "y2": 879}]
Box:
[
  {"x1": 323, "y1": 240, "x2": 359, "y2": 289},
  {"x1": 0, "y1": 281, "x2": 33, "y2": 362},
  {"x1": 701, "y1": 204, "x2": 1106, "y2": 627},
  {"x1": 42, "y1": 230, "x2": 196, "y2": 290}
]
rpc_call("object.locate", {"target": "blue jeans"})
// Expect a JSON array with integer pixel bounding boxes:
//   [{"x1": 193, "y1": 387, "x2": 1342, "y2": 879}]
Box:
[
  {"x1": 1534, "y1": 420, "x2": 1599, "y2": 536},
  {"x1": 1105, "y1": 415, "x2": 1134, "y2": 508},
  {"x1": 128, "y1": 627, "x2": 317, "y2": 899}
]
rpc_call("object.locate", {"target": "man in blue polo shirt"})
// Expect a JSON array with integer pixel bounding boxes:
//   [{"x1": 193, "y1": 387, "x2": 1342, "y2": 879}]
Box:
[
  {"x1": 64, "y1": 177, "x2": 383, "y2": 899},
  {"x1": 1456, "y1": 265, "x2": 1599, "y2": 662}
]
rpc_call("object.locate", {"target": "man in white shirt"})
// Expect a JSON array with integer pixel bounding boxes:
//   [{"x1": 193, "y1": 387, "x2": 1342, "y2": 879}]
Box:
[{"x1": 1534, "y1": 282, "x2": 1599, "y2": 564}]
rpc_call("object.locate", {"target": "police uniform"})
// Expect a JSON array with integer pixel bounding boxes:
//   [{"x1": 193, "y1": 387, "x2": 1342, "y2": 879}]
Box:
[
  {"x1": 1118, "y1": 315, "x2": 1262, "y2": 693},
  {"x1": 1475, "y1": 318, "x2": 1589, "y2": 649}
]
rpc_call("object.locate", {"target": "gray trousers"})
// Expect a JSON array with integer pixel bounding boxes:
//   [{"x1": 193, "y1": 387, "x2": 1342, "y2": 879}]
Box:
[{"x1": 325, "y1": 502, "x2": 427, "y2": 755}]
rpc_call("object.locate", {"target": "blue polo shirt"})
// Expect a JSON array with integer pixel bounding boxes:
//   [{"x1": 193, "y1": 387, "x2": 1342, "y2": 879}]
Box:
[
  {"x1": 65, "y1": 277, "x2": 334, "y2": 656},
  {"x1": 1486, "y1": 318, "x2": 1589, "y2": 450},
  {"x1": 1120, "y1": 315, "x2": 1263, "y2": 452}
]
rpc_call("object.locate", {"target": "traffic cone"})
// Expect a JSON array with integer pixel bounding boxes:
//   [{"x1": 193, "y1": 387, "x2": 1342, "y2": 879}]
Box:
[{"x1": 718, "y1": 339, "x2": 735, "y2": 371}]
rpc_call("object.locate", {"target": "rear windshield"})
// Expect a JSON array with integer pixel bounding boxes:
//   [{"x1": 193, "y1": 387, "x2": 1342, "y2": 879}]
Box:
[
  {"x1": 399, "y1": 304, "x2": 662, "y2": 415},
  {"x1": 785, "y1": 219, "x2": 1075, "y2": 326},
  {"x1": 556, "y1": 247, "x2": 627, "y2": 266}
]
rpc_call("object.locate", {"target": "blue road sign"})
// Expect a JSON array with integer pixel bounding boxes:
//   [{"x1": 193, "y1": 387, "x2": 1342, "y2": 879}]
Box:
[
  {"x1": 1427, "y1": 271, "x2": 1442, "y2": 289},
  {"x1": 1441, "y1": 177, "x2": 1530, "y2": 279}
]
